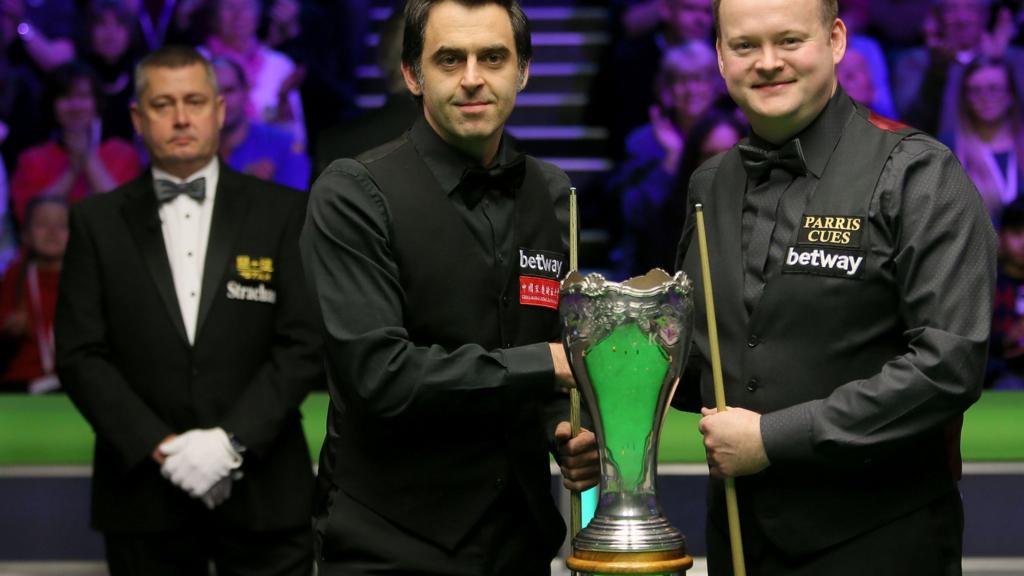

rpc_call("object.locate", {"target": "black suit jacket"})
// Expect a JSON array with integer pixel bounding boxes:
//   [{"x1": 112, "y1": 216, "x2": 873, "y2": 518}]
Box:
[{"x1": 56, "y1": 163, "x2": 322, "y2": 533}]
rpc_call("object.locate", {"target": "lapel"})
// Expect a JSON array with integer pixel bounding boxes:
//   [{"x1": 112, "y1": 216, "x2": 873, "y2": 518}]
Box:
[
  {"x1": 196, "y1": 163, "x2": 249, "y2": 340},
  {"x1": 122, "y1": 175, "x2": 189, "y2": 344},
  {"x1": 707, "y1": 147, "x2": 750, "y2": 326}
]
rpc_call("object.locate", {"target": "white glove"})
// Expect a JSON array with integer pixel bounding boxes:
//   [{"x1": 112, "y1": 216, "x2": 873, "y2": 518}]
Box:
[{"x1": 160, "y1": 428, "x2": 242, "y2": 498}]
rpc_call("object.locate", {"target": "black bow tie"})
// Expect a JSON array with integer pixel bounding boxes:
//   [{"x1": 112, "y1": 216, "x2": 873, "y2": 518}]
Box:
[
  {"x1": 155, "y1": 177, "x2": 206, "y2": 203},
  {"x1": 738, "y1": 140, "x2": 807, "y2": 182},
  {"x1": 457, "y1": 155, "x2": 526, "y2": 208}
]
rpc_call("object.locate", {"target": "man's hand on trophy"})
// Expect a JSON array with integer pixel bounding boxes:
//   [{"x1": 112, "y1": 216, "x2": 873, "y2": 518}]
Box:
[
  {"x1": 549, "y1": 342, "x2": 576, "y2": 393},
  {"x1": 699, "y1": 407, "x2": 770, "y2": 478},
  {"x1": 554, "y1": 421, "x2": 600, "y2": 491}
]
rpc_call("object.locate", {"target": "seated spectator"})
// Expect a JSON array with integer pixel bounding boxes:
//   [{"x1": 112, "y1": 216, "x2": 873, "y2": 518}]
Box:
[
  {"x1": 82, "y1": 0, "x2": 139, "y2": 142},
  {"x1": 989, "y1": 200, "x2": 1024, "y2": 390},
  {"x1": 614, "y1": 105, "x2": 744, "y2": 278},
  {"x1": 606, "y1": 43, "x2": 719, "y2": 217},
  {"x1": 10, "y1": 61, "x2": 140, "y2": 224},
  {"x1": 201, "y1": 0, "x2": 306, "y2": 148},
  {"x1": 0, "y1": 197, "x2": 67, "y2": 393},
  {"x1": 894, "y1": 0, "x2": 1024, "y2": 136},
  {"x1": 839, "y1": 0, "x2": 897, "y2": 118},
  {"x1": 838, "y1": 45, "x2": 877, "y2": 110},
  {"x1": 214, "y1": 57, "x2": 309, "y2": 190},
  {"x1": 946, "y1": 56, "x2": 1024, "y2": 221},
  {"x1": 589, "y1": 0, "x2": 714, "y2": 157}
]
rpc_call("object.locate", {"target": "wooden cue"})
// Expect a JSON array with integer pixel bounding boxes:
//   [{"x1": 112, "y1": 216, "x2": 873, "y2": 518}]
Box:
[
  {"x1": 695, "y1": 204, "x2": 747, "y2": 576},
  {"x1": 568, "y1": 187, "x2": 582, "y2": 539}
]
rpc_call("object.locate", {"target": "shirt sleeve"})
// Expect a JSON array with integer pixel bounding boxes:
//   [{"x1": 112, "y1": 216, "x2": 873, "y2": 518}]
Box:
[
  {"x1": 761, "y1": 137, "x2": 997, "y2": 465},
  {"x1": 299, "y1": 159, "x2": 556, "y2": 421}
]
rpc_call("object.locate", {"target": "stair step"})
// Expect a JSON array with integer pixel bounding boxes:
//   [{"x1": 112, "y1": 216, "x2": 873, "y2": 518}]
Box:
[{"x1": 508, "y1": 126, "x2": 609, "y2": 156}]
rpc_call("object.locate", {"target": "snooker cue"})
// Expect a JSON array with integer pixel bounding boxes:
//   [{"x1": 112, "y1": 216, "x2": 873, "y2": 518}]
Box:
[
  {"x1": 568, "y1": 187, "x2": 582, "y2": 539},
  {"x1": 695, "y1": 204, "x2": 748, "y2": 576}
]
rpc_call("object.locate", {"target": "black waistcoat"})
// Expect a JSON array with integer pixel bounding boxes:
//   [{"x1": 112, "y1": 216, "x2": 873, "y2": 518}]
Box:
[
  {"x1": 685, "y1": 104, "x2": 959, "y2": 556},
  {"x1": 324, "y1": 133, "x2": 566, "y2": 553}
]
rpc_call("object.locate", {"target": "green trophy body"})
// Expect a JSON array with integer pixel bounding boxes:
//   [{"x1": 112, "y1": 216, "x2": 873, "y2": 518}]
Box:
[{"x1": 561, "y1": 270, "x2": 694, "y2": 575}]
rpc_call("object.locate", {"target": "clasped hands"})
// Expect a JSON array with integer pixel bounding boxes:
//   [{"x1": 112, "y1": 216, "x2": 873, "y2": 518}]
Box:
[{"x1": 154, "y1": 428, "x2": 243, "y2": 509}]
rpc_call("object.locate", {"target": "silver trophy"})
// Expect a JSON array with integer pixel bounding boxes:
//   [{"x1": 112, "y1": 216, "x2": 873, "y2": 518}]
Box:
[{"x1": 560, "y1": 269, "x2": 694, "y2": 575}]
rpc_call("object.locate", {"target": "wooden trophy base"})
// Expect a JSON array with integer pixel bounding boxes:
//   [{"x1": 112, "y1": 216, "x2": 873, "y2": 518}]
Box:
[{"x1": 567, "y1": 549, "x2": 694, "y2": 574}]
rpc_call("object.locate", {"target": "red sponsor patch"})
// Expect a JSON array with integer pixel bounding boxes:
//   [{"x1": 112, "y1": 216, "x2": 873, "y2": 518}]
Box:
[{"x1": 520, "y1": 276, "x2": 560, "y2": 309}]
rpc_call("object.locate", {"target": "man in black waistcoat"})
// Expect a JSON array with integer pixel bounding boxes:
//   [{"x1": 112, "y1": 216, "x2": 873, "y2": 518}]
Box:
[
  {"x1": 55, "y1": 46, "x2": 321, "y2": 575},
  {"x1": 299, "y1": 1, "x2": 599, "y2": 574},
  {"x1": 673, "y1": 0, "x2": 996, "y2": 574}
]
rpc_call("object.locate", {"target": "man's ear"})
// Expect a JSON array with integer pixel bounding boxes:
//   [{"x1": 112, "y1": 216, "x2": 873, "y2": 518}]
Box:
[
  {"x1": 716, "y1": 38, "x2": 726, "y2": 78},
  {"x1": 401, "y1": 61, "x2": 423, "y2": 96},
  {"x1": 130, "y1": 101, "x2": 142, "y2": 135},
  {"x1": 517, "y1": 60, "x2": 531, "y2": 92}
]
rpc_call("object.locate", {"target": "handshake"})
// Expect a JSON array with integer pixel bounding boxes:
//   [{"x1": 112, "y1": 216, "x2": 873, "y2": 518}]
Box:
[{"x1": 158, "y1": 428, "x2": 244, "y2": 510}]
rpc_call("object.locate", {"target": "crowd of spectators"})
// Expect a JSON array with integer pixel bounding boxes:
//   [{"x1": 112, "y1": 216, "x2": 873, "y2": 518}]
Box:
[
  {"x1": 599, "y1": 0, "x2": 1024, "y2": 390},
  {"x1": 0, "y1": 0, "x2": 380, "y2": 392},
  {"x1": 1, "y1": 0, "x2": 1024, "y2": 391}
]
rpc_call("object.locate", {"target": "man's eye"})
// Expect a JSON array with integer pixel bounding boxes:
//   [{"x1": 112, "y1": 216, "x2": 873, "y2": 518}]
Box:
[
  {"x1": 485, "y1": 53, "x2": 504, "y2": 64},
  {"x1": 440, "y1": 55, "x2": 458, "y2": 67}
]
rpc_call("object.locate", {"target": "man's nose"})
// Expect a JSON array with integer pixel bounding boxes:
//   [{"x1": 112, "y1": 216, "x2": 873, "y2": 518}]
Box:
[
  {"x1": 461, "y1": 58, "x2": 485, "y2": 90},
  {"x1": 173, "y1": 102, "x2": 190, "y2": 126},
  {"x1": 755, "y1": 46, "x2": 783, "y2": 74}
]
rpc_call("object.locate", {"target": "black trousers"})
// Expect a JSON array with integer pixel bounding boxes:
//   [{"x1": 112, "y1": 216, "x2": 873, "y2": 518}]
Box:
[
  {"x1": 105, "y1": 524, "x2": 312, "y2": 576},
  {"x1": 707, "y1": 488, "x2": 964, "y2": 576},
  {"x1": 316, "y1": 484, "x2": 553, "y2": 576}
]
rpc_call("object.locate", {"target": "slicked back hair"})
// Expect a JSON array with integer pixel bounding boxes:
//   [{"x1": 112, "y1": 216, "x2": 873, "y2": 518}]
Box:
[
  {"x1": 401, "y1": 0, "x2": 532, "y2": 88},
  {"x1": 134, "y1": 45, "x2": 219, "y2": 100},
  {"x1": 712, "y1": 0, "x2": 839, "y2": 37}
]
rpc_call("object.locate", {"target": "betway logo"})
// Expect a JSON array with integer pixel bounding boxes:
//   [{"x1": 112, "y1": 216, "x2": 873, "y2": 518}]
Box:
[
  {"x1": 519, "y1": 249, "x2": 564, "y2": 279},
  {"x1": 785, "y1": 247, "x2": 863, "y2": 277}
]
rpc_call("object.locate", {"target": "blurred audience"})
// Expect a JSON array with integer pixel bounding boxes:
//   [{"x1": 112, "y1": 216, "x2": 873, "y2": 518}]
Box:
[
  {"x1": 214, "y1": 56, "x2": 309, "y2": 190},
  {"x1": 0, "y1": 13, "x2": 47, "y2": 167},
  {"x1": 0, "y1": 149, "x2": 15, "y2": 273},
  {"x1": 607, "y1": 41, "x2": 719, "y2": 196},
  {"x1": 124, "y1": 0, "x2": 207, "y2": 50},
  {"x1": 10, "y1": 61, "x2": 141, "y2": 224},
  {"x1": 946, "y1": 56, "x2": 1024, "y2": 221},
  {"x1": 0, "y1": 197, "x2": 67, "y2": 393},
  {"x1": 265, "y1": 0, "x2": 358, "y2": 154},
  {"x1": 1, "y1": 0, "x2": 76, "y2": 73},
  {"x1": 838, "y1": 45, "x2": 878, "y2": 110},
  {"x1": 990, "y1": 200, "x2": 1024, "y2": 389},
  {"x1": 613, "y1": 103, "x2": 743, "y2": 278},
  {"x1": 314, "y1": 7, "x2": 417, "y2": 176},
  {"x1": 589, "y1": 0, "x2": 714, "y2": 157},
  {"x1": 840, "y1": 0, "x2": 897, "y2": 117},
  {"x1": 201, "y1": 0, "x2": 306, "y2": 148},
  {"x1": 894, "y1": 0, "x2": 1024, "y2": 136},
  {"x1": 867, "y1": 0, "x2": 931, "y2": 49},
  {"x1": 82, "y1": 0, "x2": 139, "y2": 141}
]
